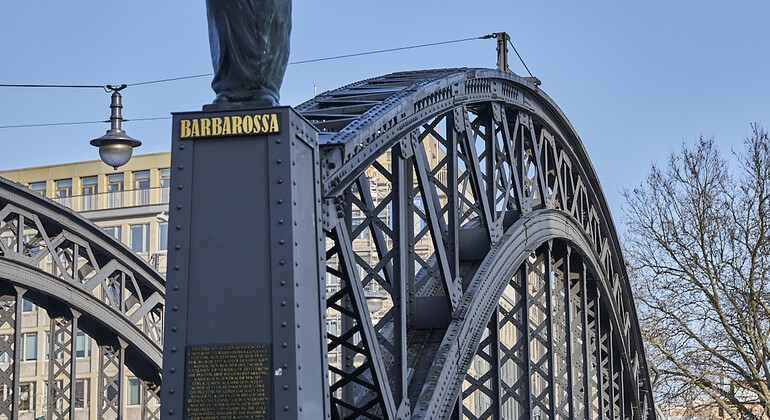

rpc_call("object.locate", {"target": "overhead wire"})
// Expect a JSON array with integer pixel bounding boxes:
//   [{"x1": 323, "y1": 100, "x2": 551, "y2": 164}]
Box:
[
  {"x1": 0, "y1": 117, "x2": 170, "y2": 130},
  {"x1": 0, "y1": 35, "x2": 486, "y2": 92},
  {"x1": 507, "y1": 39, "x2": 534, "y2": 78},
  {"x1": 0, "y1": 34, "x2": 533, "y2": 130}
]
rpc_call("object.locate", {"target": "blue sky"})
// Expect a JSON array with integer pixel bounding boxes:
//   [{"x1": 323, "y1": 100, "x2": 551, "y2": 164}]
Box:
[{"x1": 1, "y1": 1, "x2": 768, "y2": 221}]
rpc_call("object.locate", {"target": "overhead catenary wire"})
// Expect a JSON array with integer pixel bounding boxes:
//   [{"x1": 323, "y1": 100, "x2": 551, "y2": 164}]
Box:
[
  {"x1": 0, "y1": 116, "x2": 170, "y2": 130},
  {"x1": 0, "y1": 34, "x2": 533, "y2": 130},
  {"x1": 507, "y1": 39, "x2": 534, "y2": 78},
  {"x1": 0, "y1": 36, "x2": 487, "y2": 92}
]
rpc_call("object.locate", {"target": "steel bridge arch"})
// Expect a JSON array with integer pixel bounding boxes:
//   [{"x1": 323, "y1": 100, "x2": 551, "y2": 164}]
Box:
[
  {"x1": 297, "y1": 68, "x2": 655, "y2": 419},
  {"x1": 0, "y1": 178, "x2": 164, "y2": 419}
]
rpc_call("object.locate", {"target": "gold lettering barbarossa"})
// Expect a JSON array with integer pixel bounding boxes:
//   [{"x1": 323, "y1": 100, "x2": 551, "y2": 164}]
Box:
[{"x1": 179, "y1": 113, "x2": 280, "y2": 139}]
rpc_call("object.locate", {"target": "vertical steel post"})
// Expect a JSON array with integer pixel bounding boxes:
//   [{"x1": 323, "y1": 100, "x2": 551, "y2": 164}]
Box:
[
  {"x1": 392, "y1": 147, "x2": 410, "y2": 417},
  {"x1": 69, "y1": 311, "x2": 79, "y2": 420},
  {"x1": 11, "y1": 287, "x2": 24, "y2": 420}
]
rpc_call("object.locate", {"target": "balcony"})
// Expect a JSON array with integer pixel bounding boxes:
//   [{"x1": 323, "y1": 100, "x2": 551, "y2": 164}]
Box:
[{"x1": 53, "y1": 186, "x2": 170, "y2": 212}]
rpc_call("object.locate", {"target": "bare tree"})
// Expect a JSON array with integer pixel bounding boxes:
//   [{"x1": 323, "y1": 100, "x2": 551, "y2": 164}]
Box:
[{"x1": 624, "y1": 124, "x2": 770, "y2": 419}]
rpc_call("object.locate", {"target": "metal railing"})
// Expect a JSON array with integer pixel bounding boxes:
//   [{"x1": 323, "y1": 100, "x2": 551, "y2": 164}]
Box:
[{"x1": 54, "y1": 187, "x2": 170, "y2": 212}]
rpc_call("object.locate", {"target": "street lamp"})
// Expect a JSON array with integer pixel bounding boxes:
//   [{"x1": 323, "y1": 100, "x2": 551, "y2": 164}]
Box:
[{"x1": 90, "y1": 84, "x2": 141, "y2": 169}]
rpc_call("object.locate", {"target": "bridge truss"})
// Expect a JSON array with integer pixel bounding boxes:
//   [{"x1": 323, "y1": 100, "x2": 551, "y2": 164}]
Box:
[
  {"x1": 0, "y1": 68, "x2": 654, "y2": 420},
  {"x1": 0, "y1": 178, "x2": 164, "y2": 419},
  {"x1": 296, "y1": 68, "x2": 655, "y2": 420}
]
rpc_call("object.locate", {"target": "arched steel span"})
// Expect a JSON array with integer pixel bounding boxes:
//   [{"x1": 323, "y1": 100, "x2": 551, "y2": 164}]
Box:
[
  {"x1": 297, "y1": 68, "x2": 655, "y2": 419},
  {"x1": 0, "y1": 177, "x2": 164, "y2": 419}
]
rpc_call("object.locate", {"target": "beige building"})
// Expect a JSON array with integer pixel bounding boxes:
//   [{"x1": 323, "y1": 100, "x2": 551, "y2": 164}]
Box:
[{"x1": 0, "y1": 152, "x2": 170, "y2": 419}]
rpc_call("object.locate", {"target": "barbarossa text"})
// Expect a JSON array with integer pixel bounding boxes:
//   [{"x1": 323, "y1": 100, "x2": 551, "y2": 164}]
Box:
[{"x1": 179, "y1": 113, "x2": 280, "y2": 139}]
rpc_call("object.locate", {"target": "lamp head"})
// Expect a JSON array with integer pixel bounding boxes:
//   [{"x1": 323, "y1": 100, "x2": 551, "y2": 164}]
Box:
[{"x1": 91, "y1": 87, "x2": 141, "y2": 169}]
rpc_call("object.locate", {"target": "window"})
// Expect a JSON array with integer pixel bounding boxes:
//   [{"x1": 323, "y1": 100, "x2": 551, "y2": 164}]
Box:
[
  {"x1": 133, "y1": 170, "x2": 150, "y2": 189},
  {"x1": 19, "y1": 382, "x2": 34, "y2": 411},
  {"x1": 20, "y1": 332, "x2": 37, "y2": 361},
  {"x1": 74, "y1": 379, "x2": 88, "y2": 409},
  {"x1": 55, "y1": 179, "x2": 72, "y2": 198},
  {"x1": 103, "y1": 226, "x2": 122, "y2": 242},
  {"x1": 160, "y1": 168, "x2": 171, "y2": 203},
  {"x1": 76, "y1": 331, "x2": 91, "y2": 358},
  {"x1": 81, "y1": 176, "x2": 98, "y2": 195},
  {"x1": 81, "y1": 176, "x2": 98, "y2": 211},
  {"x1": 128, "y1": 377, "x2": 141, "y2": 406},
  {"x1": 29, "y1": 181, "x2": 46, "y2": 195},
  {"x1": 130, "y1": 224, "x2": 150, "y2": 253},
  {"x1": 107, "y1": 173, "x2": 124, "y2": 192},
  {"x1": 159, "y1": 168, "x2": 171, "y2": 187},
  {"x1": 107, "y1": 173, "x2": 124, "y2": 208},
  {"x1": 22, "y1": 299, "x2": 36, "y2": 313},
  {"x1": 158, "y1": 223, "x2": 168, "y2": 251},
  {"x1": 133, "y1": 171, "x2": 151, "y2": 205}
]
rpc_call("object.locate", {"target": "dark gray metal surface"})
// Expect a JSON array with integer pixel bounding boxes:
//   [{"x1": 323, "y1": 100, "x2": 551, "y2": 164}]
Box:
[
  {"x1": 296, "y1": 68, "x2": 655, "y2": 420},
  {"x1": 162, "y1": 107, "x2": 326, "y2": 419}
]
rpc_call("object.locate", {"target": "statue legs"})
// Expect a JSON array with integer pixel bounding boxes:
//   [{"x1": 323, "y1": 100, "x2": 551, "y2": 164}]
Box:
[{"x1": 206, "y1": 0, "x2": 292, "y2": 108}]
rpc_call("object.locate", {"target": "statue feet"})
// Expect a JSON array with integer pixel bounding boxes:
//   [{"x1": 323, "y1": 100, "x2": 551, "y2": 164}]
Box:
[{"x1": 203, "y1": 92, "x2": 280, "y2": 111}]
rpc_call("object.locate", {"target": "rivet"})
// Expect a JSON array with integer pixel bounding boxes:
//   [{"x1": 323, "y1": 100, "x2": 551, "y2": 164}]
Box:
[
  {"x1": 176, "y1": 204, "x2": 182, "y2": 210},
  {"x1": 169, "y1": 409, "x2": 175, "y2": 415},
  {"x1": 170, "y1": 367, "x2": 176, "y2": 373},
  {"x1": 276, "y1": 159, "x2": 283, "y2": 164},
  {"x1": 278, "y1": 219, "x2": 284, "y2": 224},
  {"x1": 176, "y1": 225, "x2": 181, "y2": 230},
  {"x1": 174, "y1": 265, "x2": 180, "y2": 271},
  {"x1": 171, "y1": 347, "x2": 177, "y2": 353},
  {"x1": 172, "y1": 306, "x2": 178, "y2": 311},
  {"x1": 173, "y1": 285, "x2": 179, "y2": 291},
  {"x1": 281, "y1": 322, "x2": 287, "y2": 327},
  {"x1": 179, "y1": 145, "x2": 185, "y2": 150},
  {"x1": 171, "y1": 327, "x2": 177, "y2": 332},
  {"x1": 277, "y1": 199, "x2": 284, "y2": 204},
  {"x1": 277, "y1": 139, "x2": 282, "y2": 144},
  {"x1": 279, "y1": 259, "x2": 286, "y2": 265},
  {"x1": 281, "y1": 301, "x2": 287, "y2": 306},
  {"x1": 283, "y1": 363, "x2": 288, "y2": 369},
  {"x1": 280, "y1": 280, "x2": 286, "y2": 286},
  {"x1": 283, "y1": 406, "x2": 289, "y2": 412},
  {"x1": 283, "y1": 385, "x2": 289, "y2": 390},
  {"x1": 169, "y1": 388, "x2": 175, "y2": 394},
  {"x1": 277, "y1": 178, "x2": 284, "y2": 184},
  {"x1": 177, "y1": 185, "x2": 183, "y2": 190},
  {"x1": 175, "y1": 245, "x2": 181, "y2": 250},
  {"x1": 279, "y1": 240, "x2": 285, "y2": 245},
  {"x1": 178, "y1": 165, "x2": 184, "y2": 170},
  {"x1": 282, "y1": 342, "x2": 288, "y2": 348}
]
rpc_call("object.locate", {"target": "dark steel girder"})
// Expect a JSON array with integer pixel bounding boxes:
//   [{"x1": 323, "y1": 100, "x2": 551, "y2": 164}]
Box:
[
  {"x1": 0, "y1": 177, "x2": 165, "y2": 384},
  {"x1": 300, "y1": 68, "x2": 655, "y2": 420}
]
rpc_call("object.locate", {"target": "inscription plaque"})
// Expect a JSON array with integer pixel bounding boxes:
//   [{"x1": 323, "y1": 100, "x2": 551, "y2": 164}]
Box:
[{"x1": 184, "y1": 344, "x2": 271, "y2": 419}]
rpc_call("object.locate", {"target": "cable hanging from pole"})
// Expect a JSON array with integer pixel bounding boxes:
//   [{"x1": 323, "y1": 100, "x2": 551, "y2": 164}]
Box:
[
  {"x1": 0, "y1": 34, "x2": 542, "y2": 129},
  {"x1": 0, "y1": 35, "x2": 488, "y2": 92}
]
